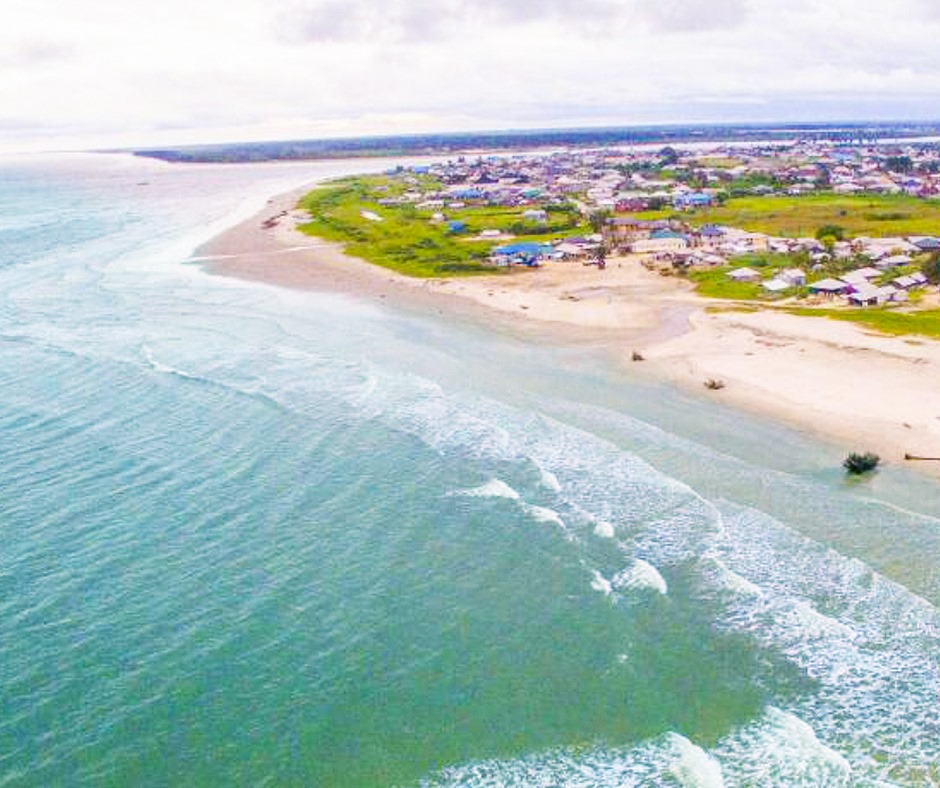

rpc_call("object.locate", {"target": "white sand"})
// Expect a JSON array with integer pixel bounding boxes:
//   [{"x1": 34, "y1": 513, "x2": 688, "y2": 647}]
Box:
[{"x1": 200, "y1": 189, "x2": 940, "y2": 470}]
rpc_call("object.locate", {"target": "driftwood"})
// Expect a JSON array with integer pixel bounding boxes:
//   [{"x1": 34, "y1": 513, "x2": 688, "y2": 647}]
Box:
[{"x1": 904, "y1": 453, "x2": 940, "y2": 462}]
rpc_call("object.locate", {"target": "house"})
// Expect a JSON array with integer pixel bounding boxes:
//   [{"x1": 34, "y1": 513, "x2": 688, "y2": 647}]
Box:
[
  {"x1": 841, "y1": 267, "x2": 881, "y2": 286},
  {"x1": 808, "y1": 278, "x2": 850, "y2": 296},
  {"x1": 632, "y1": 229, "x2": 690, "y2": 254},
  {"x1": 491, "y1": 242, "x2": 552, "y2": 266},
  {"x1": 778, "y1": 268, "x2": 807, "y2": 286},
  {"x1": 727, "y1": 266, "x2": 761, "y2": 282},
  {"x1": 762, "y1": 278, "x2": 791, "y2": 293},
  {"x1": 555, "y1": 242, "x2": 589, "y2": 260},
  {"x1": 604, "y1": 217, "x2": 665, "y2": 245},
  {"x1": 876, "y1": 254, "x2": 913, "y2": 268},
  {"x1": 847, "y1": 283, "x2": 897, "y2": 306},
  {"x1": 689, "y1": 251, "x2": 726, "y2": 266},
  {"x1": 446, "y1": 220, "x2": 467, "y2": 234},
  {"x1": 892, "y1": 272, "x2": 928, "y2": 289},
  {"x1": 522, "y1": 209, "x2": 548, "y2": 223},
  {"x1": 912, "y1": 237, "x2": 940, "y2": 252},
  {"x1": 673, "y1": 192, "x2": 714, "y2": 210},
  {"x1": 696, "y1": 225, "x2": 726, "y2": 249}
]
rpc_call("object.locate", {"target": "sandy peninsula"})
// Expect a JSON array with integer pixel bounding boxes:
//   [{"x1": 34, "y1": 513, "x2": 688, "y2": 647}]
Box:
[{"x1": 199, "y1": 187, "x2": 940, "y2": 470}]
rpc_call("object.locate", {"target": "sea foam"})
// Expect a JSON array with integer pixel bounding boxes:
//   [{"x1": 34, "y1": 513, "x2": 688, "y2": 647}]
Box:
[
  {"x1": 449, "y1": 479, "x2": 520, "y2": 500},
  {"x1": 613, "y1": 559, "x2": 668, "y2": 596}
]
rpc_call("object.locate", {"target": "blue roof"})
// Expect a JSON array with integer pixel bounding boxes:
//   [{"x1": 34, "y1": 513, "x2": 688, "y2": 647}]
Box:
[
  {"x1": 650, "y1": 229, "x2": 687, "y2": 240},
  {"x1": 675, "y1": 192, "x2": 712, "y2": 204},
  {"x1": 493, "y1": 242, "x2": 552, "y2": 256},
  {"x1": 446, "y1": 220, "x2": 467, "y2": 232}
]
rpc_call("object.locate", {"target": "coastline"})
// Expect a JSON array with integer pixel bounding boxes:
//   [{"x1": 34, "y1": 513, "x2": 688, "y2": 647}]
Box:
[{"x1": 197, "y1": 184, "x2": 940, "y2": 472}]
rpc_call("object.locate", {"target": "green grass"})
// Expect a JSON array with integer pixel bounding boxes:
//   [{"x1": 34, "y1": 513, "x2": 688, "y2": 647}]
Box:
[
  {"x1": 687, "y1": 270, "x2": 764, "y2": 299},
  {"x1": 692, "y1": 156, "x2": 743, "y2": 169},
  {"x1": 694, "y1": 194, "x2": 940, "y2": 238},
  {"x1": 686, "y1": 253, "x2": 803, "y2": 300},
  {"x1": 296, "y1": 176, "x2": 586, "y2": 278},
  {"x1": 783, "y1": 307, "x2": 940, "y2": 339},
  {"x1": 627, "y1": 193, "x2": 940, "y2": 238}
]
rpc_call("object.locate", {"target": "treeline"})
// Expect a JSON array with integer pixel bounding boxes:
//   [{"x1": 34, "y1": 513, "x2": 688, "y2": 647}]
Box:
[{"x1": 130, "y1": 122, "x2": 940, "y2": 164}]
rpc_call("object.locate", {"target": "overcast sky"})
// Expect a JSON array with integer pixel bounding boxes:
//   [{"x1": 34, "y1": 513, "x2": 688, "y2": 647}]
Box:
[{"x1": 3, "y1": 0, "x2": 940, "y2": 152}]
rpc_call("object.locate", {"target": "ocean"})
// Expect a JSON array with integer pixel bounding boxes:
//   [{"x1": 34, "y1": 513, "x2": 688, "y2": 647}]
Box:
[{"x1": 0, "y1": 152, "x2": 937, "y2": 787}]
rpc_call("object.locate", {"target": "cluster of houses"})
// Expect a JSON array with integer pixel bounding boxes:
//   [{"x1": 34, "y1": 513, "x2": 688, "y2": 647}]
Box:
[
  {"x1": 728, "y1": 264, "x2": 929, "y2": 305},
  {"x1": 489, "y1": 236, "x2": 604, "y2": 267},
  {"x1": 371, "y1": 148, "x2": 940, "y2": 305},
  {"x1": 600, "y1": 213, "x2": 937, "y2": 306},
  {"x1": 383, "y1": 138, "x2": 940, "y2": 239}
]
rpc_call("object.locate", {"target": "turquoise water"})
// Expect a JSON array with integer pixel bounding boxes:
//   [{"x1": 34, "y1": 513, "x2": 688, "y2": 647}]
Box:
[{"x1": 0, "y1": 154, "x2": 937, "y2": 787}]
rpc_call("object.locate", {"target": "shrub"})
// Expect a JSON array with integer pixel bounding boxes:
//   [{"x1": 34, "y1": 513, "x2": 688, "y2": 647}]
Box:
[
  {"x1": 815, "y1": 224, "x2": 845, "y2": 241},
  {"x1": 843, "y1": 452, "x2": 880, "y2": 474},
  {"x1": 922, "y1": 252, "x2": 940, "y2": 284}
]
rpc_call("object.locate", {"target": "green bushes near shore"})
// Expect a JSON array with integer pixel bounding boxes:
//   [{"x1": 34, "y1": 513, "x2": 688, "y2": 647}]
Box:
[
  {"x1": 297, "y1": 178, "x2": 492, "y2": 277},
  {"x1": 296, "y1": 175, "x2": 587, "y2": 278}
]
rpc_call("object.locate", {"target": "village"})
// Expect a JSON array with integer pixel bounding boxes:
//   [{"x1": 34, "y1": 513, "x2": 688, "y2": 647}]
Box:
[{"x1": 359, "y1": 138, "x2": 940, "y2": 310}]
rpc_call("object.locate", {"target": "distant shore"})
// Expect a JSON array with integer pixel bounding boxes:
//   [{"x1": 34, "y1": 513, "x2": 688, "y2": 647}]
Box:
[{"x1": 198, "y1": 186, "x2": 940, "y2": 472}]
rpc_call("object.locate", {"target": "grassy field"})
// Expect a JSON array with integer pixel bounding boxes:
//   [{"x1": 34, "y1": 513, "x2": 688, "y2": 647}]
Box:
[
  {"x1": 631, "y1": 193, "x2": 940, "y2": 238},
  {"x1": 784, "y1": 306, "x2": 940, "y2": 339},
  {"x1": 296, "y1": 175, "x2": 586, "y2": 277}
]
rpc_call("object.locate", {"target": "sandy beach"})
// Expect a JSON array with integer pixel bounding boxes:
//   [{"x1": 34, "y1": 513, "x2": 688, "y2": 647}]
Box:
[{"x1": 199, "y1": 187, "x2": 940, "y2": 470}]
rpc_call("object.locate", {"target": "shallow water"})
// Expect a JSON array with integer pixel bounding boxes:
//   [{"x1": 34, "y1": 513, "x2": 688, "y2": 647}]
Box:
[{"x1": 0, "y1": 153, "x2": 937, "y2": 787}]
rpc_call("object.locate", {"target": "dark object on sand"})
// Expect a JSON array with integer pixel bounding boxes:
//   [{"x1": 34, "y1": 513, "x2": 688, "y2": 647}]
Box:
[
  {"x1": 904, "y1": 453, "x2": 940, "y2": 462},
  {"x1": 704, "y1": 378, "x2": 725, "y2": 390},
  {"x1": 631, "y1": 350, "x2": 645, "y2": 362},
  {"x1": 844, "y1": 452, "x2": 880, "y2": 474}
]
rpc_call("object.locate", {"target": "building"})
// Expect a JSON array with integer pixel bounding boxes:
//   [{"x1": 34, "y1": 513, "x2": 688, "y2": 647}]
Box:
[{"x1": 632, "y1": 229, "x2": 690, "y2": 254}]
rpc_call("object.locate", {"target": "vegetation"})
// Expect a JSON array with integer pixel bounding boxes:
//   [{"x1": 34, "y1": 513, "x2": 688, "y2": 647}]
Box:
[
  {"x1": 784, "y1": 307, "x2": 940, "y2": 339},
  {"x1": 686, "y1": 253, "x2": 804, "y2": 300},
  {"x1": 843, "y1": 452, "x2": 880, "y2": 475},
  {"x1": 688, "y1": 268, "x2": 765, "y2": 300},
  {"x1": 296, "y1": 175, "x2": 587, "y2": 278},
  {"x1": 632, "y1": 194, "x2": 940, "y2": 238},
  {"x1": 815, "y1": 224, "x2": 845, "y2": 241},
  {"x1": 922, "y1": 252, "x2": 940, "y2": 284}
]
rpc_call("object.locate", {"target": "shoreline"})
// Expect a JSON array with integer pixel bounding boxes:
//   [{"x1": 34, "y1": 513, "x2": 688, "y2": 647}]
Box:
[{"x1": 197, "y1": 184, "x2": 940, "y2": 473}]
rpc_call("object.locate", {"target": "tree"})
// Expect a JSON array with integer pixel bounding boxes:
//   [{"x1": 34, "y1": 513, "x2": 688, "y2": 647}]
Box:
[
  {"x1": 589, "y1": 210, "x2": 611, "y2": 234},
  {"x1": 885, "y1": 155, "x2": 914, "y2": 173},
  {"x1": 922, "y1": 252, "x2": 940, "y2": 283},
  {"x1": 815, "y1": 224, "x2": 845, "y2": 241},
  {"x1": 658, "y1": 146, "x2": 679, "y2": 167}
]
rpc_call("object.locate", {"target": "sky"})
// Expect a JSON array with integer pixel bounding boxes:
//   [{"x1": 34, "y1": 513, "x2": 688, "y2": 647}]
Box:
[{"x1": 3, "y1": 0, "x2": 940, "y2": 152}]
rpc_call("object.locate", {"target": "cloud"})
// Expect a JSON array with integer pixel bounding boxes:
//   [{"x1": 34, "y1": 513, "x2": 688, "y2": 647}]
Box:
[
  {"x1": 639, "y1": 0, "x2": 748, "y2": 33},
  {"x1": 278, "y1": 0, "x2": 749, "y2": 45},
  {"x1": 4, "y1": 0, "x2": 940, "y2": 153},
  {"x1": 0, "y1": 39, "x2": 74, "y2": 67}
]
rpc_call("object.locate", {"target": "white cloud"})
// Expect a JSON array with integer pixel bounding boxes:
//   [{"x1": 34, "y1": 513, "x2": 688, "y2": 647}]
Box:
[{"x1": 1, "y1": 0, "x2": 940, "y2": 152}]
